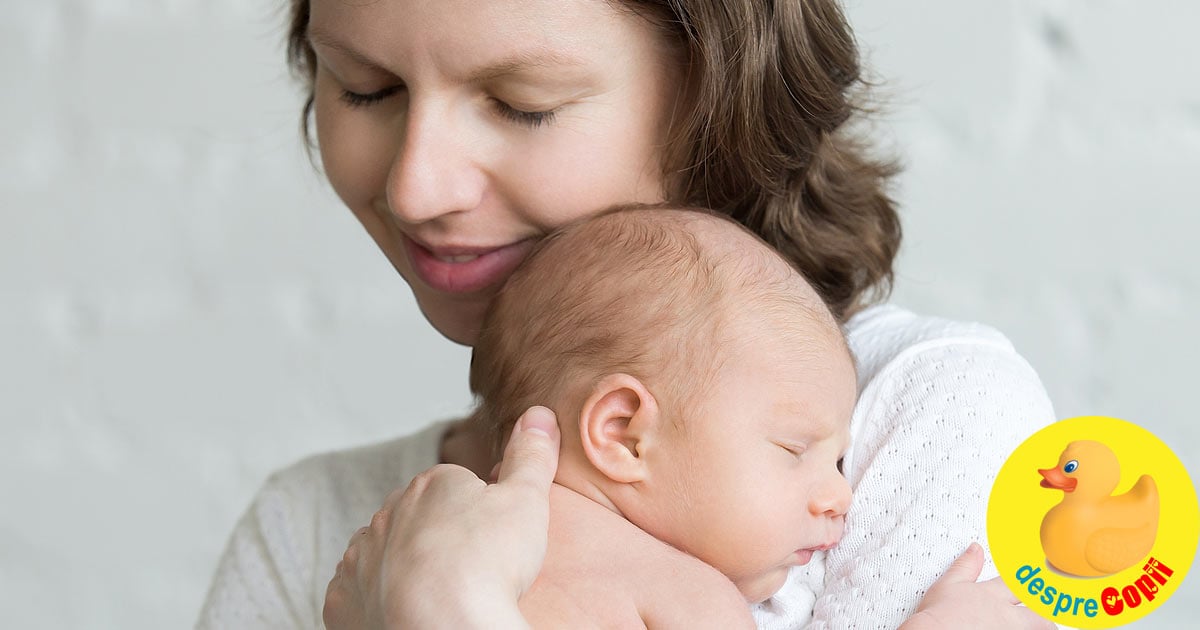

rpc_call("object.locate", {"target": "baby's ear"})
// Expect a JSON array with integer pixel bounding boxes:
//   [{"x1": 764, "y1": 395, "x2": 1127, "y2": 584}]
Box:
[{"x1": 578, "y1": 373, "x2": 660, "y2": 484}]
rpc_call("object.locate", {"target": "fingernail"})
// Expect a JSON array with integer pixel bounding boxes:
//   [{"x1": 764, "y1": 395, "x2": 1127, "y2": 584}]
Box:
[
  {"x1": 520, "y1": 406, "x2": 557, "y2": 437},
  {"x1": 966, "y1": 542, "x2": 981, "y2": 554}
]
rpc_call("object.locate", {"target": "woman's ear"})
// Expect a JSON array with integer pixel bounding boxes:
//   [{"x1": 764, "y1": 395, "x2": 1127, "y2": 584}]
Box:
[{"x1": 578, "y1": 373, "x2": 661, "y2": 484}]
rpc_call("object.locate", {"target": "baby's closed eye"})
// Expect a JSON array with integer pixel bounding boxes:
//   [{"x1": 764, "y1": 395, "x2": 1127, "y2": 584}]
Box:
[{"x1": 772, "y1": 440, "x2": 808, "y2": 458}]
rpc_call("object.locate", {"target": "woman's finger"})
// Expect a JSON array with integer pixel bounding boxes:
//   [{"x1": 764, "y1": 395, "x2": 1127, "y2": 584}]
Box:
[
  {"x1": 495, "y1": 405, "x2": 561, "y2": 495},
  {"x1": 1016, "y1": 606, "x2": 1056, "y2": 630},
  {"x1": 979, "y1": 576, "x2": 1019, "y2": 604},
  {"x1": 935, "y1": 542, "x2": 985, "y2": 585}
]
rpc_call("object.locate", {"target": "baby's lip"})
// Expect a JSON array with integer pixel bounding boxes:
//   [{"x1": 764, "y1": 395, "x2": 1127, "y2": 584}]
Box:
[
  {"x1": 790, "y1": 549, "x2": 816, "y2": 566},
  {"x1": 791, "y1": 541, "x2": 838, "y2": 565}
]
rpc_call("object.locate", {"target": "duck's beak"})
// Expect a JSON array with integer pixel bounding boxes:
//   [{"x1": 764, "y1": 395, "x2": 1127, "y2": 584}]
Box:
[{"x1": 1039, "y1": 467, "x2": 1078, "y2": 492}]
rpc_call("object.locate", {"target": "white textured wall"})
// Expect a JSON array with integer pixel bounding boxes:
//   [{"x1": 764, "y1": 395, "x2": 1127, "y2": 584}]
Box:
[{"x1": 2, "y1": 1, "x2": 1196, "y2": 628}]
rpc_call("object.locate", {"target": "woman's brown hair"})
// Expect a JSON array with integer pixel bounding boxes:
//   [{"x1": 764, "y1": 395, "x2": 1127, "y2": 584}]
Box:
[{"x1": 285, "y1": 0, "x2": 900, "y2": 321}]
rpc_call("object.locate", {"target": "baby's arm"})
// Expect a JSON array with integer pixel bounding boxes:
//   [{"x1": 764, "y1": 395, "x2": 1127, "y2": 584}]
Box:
[{"x1": 900, "y1": 544, "x2": 1052, "y2": 630}]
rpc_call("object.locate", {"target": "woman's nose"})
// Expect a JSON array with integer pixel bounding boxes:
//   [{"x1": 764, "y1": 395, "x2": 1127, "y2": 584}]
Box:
[{"x1": 386, "y1": 102, "x2": 485, "y2": 225}]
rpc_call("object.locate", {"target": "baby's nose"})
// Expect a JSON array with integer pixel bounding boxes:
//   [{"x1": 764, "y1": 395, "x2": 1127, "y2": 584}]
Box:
[{"x1": 814, "y1": 472, "x2": 852, "y2": 517}]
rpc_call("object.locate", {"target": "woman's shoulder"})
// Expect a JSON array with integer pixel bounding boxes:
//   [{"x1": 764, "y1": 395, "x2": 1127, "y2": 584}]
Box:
[
  {"x1": 260, "y1": 418, "x2": 454, "y2": 514},
  {"x1": 198, "y1": 420, "x2": 456, "y2": 628},
  {"x1": 819, "y1": 307, "x2": 1057, "y2": 627},
  {"x1": 844, "y1": 303, "x2": 1017, "y2": 389},
  {"x1": 841, "y1": 304, "x2": 1056, "y2": 475}
]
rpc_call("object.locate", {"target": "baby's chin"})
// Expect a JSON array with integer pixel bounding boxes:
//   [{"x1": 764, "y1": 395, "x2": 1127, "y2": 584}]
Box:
[{"x1": 738, "y1": 567, "x2": 792, "y2": 604}]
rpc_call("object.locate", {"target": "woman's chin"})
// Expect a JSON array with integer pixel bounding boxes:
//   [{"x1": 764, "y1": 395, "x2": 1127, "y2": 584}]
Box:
[
  {"x1": 406, "y1": 282, "x2": 494, "y2": 347},
  {"x1": 424, "y1": 311, "x2": 481, "y2": 347},
  {"x1": 417, "y1": 299, "x2": 486, "y2": 347}
]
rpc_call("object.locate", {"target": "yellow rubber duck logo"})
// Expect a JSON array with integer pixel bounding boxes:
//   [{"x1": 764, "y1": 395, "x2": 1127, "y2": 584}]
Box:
[
  {"x1": 1038, "y1": 440, "x2": 1160, "y2": 577},
  {"x1": 989, "y1": 416, "x2": 1198, "y2": 627}
]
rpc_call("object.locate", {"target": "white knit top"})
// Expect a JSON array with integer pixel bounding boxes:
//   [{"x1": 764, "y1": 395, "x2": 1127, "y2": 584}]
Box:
[{"x1": 196, "y1": 305, "x2": 1056, "y2": 629}]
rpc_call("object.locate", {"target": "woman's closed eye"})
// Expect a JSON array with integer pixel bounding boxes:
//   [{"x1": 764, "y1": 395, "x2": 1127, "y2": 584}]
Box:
[
  {"x1": 490, "y1": 98, "x2": 557, "y2": 129},
  {"x1": 340, "y1": 85, "x2": 405, "y2": 108},
  {"x1": 338, "y1": 86, "x2": 556, "y2": 130}
]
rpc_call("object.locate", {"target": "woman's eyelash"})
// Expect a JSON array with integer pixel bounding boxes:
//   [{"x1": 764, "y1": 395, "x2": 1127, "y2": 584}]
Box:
[
  {"x1": 339, "y1": 88, "x2": 556, "y2": 129},
  {"x1": 339, "y1": 85, "x2": 404, "y2": 108},
  {"x1": 492, "y1": 100, "x2": 557, "y2": 129}
]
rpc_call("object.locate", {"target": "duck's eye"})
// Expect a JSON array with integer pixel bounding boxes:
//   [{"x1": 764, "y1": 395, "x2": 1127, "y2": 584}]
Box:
[{"x1": 1064, "y1": 460, "x2": 1079, "y2": 474}]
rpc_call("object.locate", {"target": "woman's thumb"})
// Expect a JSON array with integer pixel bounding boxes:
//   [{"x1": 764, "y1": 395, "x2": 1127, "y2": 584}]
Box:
[
  {"x1": 495, "y1": 406, "x2": 561, "y2": 494},
  {"x1": 939, "y1": 542, "x2": 985, "y2": 585}
]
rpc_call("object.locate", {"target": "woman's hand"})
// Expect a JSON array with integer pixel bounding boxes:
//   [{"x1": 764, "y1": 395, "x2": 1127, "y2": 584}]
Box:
[
  {"x1": 899, "y1": 544, "x2": 1054, "y2": 630},
  {"x1": 323, "y1": 406, "x2": 561, "y2": 630}
]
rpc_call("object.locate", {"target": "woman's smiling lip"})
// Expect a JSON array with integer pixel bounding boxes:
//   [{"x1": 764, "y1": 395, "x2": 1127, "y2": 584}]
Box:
[{"x1": 403, "y1": 233, "x2": 536, "y2": 294}]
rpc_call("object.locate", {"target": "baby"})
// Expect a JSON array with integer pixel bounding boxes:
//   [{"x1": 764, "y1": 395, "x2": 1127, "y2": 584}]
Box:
[{"x1": 468, "y1": 206, "x2": 856, "y2": 627}]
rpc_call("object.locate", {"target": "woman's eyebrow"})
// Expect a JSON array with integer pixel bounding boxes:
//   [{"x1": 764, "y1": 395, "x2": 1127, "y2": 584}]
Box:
[
  {"x1": 306, "y1": 27, "x2": 390, "y2": 73},
  {"x1": 462, "y1": 49, "x2": 590, "y2": 84},
  {"x1": 308, "y1": 26, "x2": 589, "y2": 84}
]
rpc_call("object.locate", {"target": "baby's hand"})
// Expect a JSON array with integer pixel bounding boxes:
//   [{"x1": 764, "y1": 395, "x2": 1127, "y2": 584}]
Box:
[{"x1": 900, "y1": 544, "x2": 1054, "y2": 630}]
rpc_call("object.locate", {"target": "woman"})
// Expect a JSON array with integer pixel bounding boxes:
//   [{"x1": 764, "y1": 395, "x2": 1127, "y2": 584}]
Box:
[{"x1": 198, "y1": 0, "x2": 1055, "y2": 627}]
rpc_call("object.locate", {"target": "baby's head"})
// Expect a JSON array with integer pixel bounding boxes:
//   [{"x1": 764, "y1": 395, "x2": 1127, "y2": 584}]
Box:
[{"x1": 470, "y1": 207, "x2": 856, "y2": 603}]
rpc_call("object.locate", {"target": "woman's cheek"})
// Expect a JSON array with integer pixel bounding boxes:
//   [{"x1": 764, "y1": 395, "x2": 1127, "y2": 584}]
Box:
[
  {"x1": 314, "y1": 89, "x2": 393, "y2": 214},
  {"x1": 562, "y1": 107, "x2": 667, "y2": 207},
  {"x1": 510, "y1": 122, "x2": 637, "y2": 222}
]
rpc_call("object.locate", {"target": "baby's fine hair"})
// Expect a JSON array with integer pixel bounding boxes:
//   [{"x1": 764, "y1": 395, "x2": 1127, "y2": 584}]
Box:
[{"x1": 468, "y1": 206, "x2": 844, "y2": 454}]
